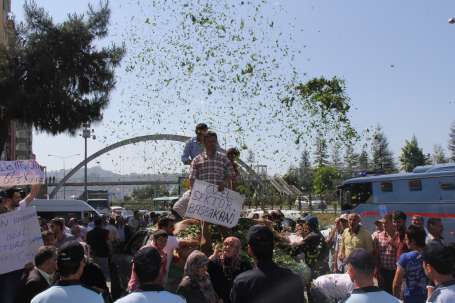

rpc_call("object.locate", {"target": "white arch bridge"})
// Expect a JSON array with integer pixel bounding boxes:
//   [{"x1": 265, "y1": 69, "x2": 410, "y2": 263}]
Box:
[{"x1": 49, "y1": 134, "x2": 263, "y2": 199}]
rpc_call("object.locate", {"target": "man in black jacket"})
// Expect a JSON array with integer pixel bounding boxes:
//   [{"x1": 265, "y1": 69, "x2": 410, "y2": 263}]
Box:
[
  {"x1": 87, "y1": 216, "x2": 111, "y2": 281},
  {"x1": 15, "y1": 246, "x2": 57, "y2": 303},
  {"x1": 230, "y1": 225, "x2": 305, "y2": 303}
]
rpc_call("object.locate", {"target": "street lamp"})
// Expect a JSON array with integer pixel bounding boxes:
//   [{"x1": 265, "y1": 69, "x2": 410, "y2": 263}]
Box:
[
  {"x1": 81, "y1": 122, "x2": 96, "y2": 202},
  {"x1": 48, "y1": 153, "x2": 80, "y2": 199}
]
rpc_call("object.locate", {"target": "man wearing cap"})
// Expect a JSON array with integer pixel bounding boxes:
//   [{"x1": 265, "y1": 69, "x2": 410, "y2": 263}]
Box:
[
  {"x1": 115, "y1": 247, "x2": 185, "y2": 303},
  {"x1": 339, "y1": 214, "x2": 373, "y2": 265},
  {"x1": 343, "y1": 248, "x2": 399, "y2": 302},
  {"x1": 422, "y1": 243, "x2": 455, "y2": 303},
  {"x1": 374, "y1": 213, "x2": 398, "y2": 294},
  {"x1": 230, "y1": 225, "x2": 305, "y2": 303},
  {"x1": 31, "y1": 241, "x2": 104, "y2": 303}
]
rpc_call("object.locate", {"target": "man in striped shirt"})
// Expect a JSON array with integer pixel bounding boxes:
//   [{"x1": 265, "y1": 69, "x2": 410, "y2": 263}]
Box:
[{"x1": 189, "y1": 131, "x2": 234, "y2": 192}]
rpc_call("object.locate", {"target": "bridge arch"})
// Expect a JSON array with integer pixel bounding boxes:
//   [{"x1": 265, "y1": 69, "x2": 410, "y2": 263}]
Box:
[{"x1": 49, "y1": 133, "x2": 260, "y2": 199}]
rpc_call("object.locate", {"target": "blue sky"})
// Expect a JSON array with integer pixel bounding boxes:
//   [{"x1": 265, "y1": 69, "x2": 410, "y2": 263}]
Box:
[{"x1": 11, "y1": 0, "x2": 455, "y2": 175}]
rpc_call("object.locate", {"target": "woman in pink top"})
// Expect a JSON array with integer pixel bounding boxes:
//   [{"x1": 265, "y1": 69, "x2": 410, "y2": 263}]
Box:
[{"x1": 128, "y1": 230, "x2": 168, "y2": 291}]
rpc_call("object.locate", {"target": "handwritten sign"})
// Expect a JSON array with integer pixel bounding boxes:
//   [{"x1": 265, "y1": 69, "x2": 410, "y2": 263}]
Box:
[
  {"x1": 0, "y1": 207, "x2": 43, "y2": 274},
  {"x1": 185, "y1": 180, "x2": 245, "y2": 228},
  {"x1": 0, "y1": 160, "x2": 44, "y2": 187}
]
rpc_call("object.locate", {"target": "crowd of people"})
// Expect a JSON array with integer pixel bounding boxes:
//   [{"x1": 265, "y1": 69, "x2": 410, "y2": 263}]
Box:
[
  {"x1": 1, "y1": 123, "x2": 455, "y2": 303},
  {"x1": 2, "y1": 206, "x2": 454, "y2": 303}
]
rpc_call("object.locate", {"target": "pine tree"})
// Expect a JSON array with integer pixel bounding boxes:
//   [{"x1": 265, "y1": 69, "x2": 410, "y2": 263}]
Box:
[
  {"x1": 399, "y1": 136, "x2": 427, "y2": 172},
  {"x1": 358, "y1": 149, "x2": 369, "y2": 171},
  {"x1": 331, "y1": 143, "x2": 342, "y2": 168},
  {"x1": 449, "y1": 121, "x2": 455, "y2": 162},
  {"x1": 344, "y1": 145, "x2": 359, "y2": 176},
  {"x1": 0, "y1": 1, "x2": 124, "y2": 155},
  {"x1": 314, "y1": 137, "x2": 329, "y2": 167},
  {"x1": 298, "y1": 149, "x2": 313, "y2": 193},
  {"x1": 247, "y1": 150, "x2": 255, "y2": 165},
  {"x1": 371, "y1": 126, "x2": 396, "y2": 173},
  {"x1": 432, "y1": 144, "x2": 448, "y2": 164}
]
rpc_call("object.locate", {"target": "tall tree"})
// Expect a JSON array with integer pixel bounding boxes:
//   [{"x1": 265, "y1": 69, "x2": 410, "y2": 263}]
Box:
[
  {"x1": 432, "y1": 144, "x2": 448, "y2": 164},
  {"x1": 314, "y1": 137, "x2": 329, "y2": 167},
  {"x1": 449, "y1": 121, "x2": 455, "y2": 162},
  {"x1": 298, "y1": 149, "x2": 314, "y2": 193},
  {"x1": 330, "y1": 143, "x2": 342, "y2": 169},
  {"x1": 358, "y1": 148, "x2": 369, "y2": 171},
  {"x1": 246, "y1": 150, "x2": 255, "y2": 166},
  {"x1": 313, "y1": 165, "x2": 341, "y2": 203},
  {"x1": 400, "y1": 135, "x2": 427, "y2": 172},
  {"x1": 371, "y1": 126, "x2": 395, "y2": 173},
  {"x1": 0, "y1": 1, "x2": 124, "y2": 156},
  {"x1": 344, "y1": 145, "x2": 358, "y2": 176}
]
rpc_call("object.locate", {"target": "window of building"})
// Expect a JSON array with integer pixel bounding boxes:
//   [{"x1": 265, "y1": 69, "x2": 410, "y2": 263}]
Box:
[
  {"x1": 381, "y1": 182, "x2": 393, "y2": 192},
  {"x1": 440, "y1": 183, "x2": 455, "y2": 191},
  {"x1": 409, "y1": 179, "x2": 422, "y2": 191}
]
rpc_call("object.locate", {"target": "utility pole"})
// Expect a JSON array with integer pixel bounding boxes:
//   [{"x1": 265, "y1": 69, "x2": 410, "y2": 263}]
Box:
[{"x1": 81, "y1": 123, "x2": 95, "y2": 202}]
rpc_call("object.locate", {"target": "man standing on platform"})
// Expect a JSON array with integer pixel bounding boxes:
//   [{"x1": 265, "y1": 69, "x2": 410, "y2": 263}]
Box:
[
  {"x1": 189, "y1": 131, "x2": 234, "y2": 192},
  {"x1": 181, "y1": 123, "x2": 208, "y2": 165},
  {"x1": 189, "y1": 131, "x2": 234, "y2": 252},
  {"x1": 173, "y1": 123, "x2": 209, "y2": 219}
]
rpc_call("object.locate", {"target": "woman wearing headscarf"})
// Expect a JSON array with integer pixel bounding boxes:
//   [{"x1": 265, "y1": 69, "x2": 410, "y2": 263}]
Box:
[
  {"x1": 177, "y1": 250, "x2": 220, "y2": 303},
  {"x1": 208, "y1": 237, "x2": 252, "y2": 303}
]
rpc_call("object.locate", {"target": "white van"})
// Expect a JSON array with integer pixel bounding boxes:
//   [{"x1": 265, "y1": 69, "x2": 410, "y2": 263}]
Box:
[{"x1": 30, "y1": 199, "x2": 101, "y2": 221}]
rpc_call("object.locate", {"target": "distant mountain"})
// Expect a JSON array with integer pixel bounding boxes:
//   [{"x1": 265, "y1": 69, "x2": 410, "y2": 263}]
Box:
[
  {"x1": 47, "y1": 166, "x2": 183, "y2": 199},
  {"x1": 47, "y1": 166, "x2": 181, "y2": 182}
]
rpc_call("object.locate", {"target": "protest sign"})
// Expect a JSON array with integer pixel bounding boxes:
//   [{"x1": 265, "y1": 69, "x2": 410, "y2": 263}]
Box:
[
  {"x1": 185, "y1": 180, "x2": 245, "y2": 228},
  {"x1": 0, "y1": 207, "x2": 43, "y2": 274},
  {"x1": 0, "y1": 160, "x2": 44, "y2": 187}
]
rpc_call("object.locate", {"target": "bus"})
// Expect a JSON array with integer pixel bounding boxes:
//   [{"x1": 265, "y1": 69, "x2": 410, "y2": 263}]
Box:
[
  {"x1": 151, "y1": 196, "x2": 179, "y2": 212},
  {"x1": 31, "y1": 199, "x2": 100, "y2": 221},
  {"x1": 338, "y1": 163, "x2": 455, "y2": 242},
  {"x1": 79, "y1": 190, "x2": 111, "y2": 214}
]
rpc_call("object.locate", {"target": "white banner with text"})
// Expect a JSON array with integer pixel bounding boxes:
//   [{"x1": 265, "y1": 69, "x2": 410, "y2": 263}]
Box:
[
  {"x1": 0, "y1": 207, "x2": 43, "y2": 274},
  {"x1": 185, "y1": 180, "x2": 245, "y2": 228},
  {"x1": 0, "y1": 160, "x2": 44, "y2": 187}
]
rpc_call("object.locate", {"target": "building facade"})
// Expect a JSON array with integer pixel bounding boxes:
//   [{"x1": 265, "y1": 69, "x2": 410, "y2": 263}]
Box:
[{"x1": 1, "y1": 0, "x2": 33, "y2": 160}]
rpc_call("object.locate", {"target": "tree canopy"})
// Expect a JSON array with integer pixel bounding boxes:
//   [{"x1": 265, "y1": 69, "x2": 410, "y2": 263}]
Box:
[
  {"x1": 0, "y1": 0, "x2": 124, "y2": 156},
  {"x1": 449, "y1": 121, "x2": 455, "y2": 162},
  {"x1": 371, "y1": 126, "x2": 395, "y2": 173},
  {"x1": 399, "y1": 135, "x2": 428, "y2": 172}
]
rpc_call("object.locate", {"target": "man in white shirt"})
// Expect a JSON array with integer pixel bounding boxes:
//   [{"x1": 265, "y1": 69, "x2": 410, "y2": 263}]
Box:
[
  {"x1": 31, "y1": 241, "x2": 104, "y2": 303},
  {"x1": 422, "y1": 243, "x2": 455, "y2": 303},
  {"x1": 115, "y1": 247, "x2": 185, "y2": 303},
  {"x1": 1, "y1": 184, "x2": 41, "y2": 212},
  {"x1": 16, "y1": 246, "x2": 58, "y2": 303},
  {"x1": 425, "y1": 218, "x2": 445, "y2": 246},
  {"x1": 343, "y1": 248, "x2": 399, "y2": 303}
]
